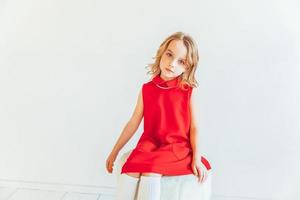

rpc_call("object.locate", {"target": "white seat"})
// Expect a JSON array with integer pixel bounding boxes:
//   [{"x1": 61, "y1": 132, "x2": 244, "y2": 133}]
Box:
[{"x1": 113, "y1": 151, "x2": 212, "y2": 200}]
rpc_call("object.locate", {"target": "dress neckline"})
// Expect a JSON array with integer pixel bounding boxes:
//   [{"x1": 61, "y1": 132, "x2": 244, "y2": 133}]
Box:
[{"x1": 152, "y1": 74, "x2": 180, "y2": 89}]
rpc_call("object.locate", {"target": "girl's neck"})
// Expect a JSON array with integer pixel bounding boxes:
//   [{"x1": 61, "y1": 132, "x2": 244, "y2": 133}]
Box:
[{"x1": 159, "y1": 73, "x2": 178, "y2": 81}]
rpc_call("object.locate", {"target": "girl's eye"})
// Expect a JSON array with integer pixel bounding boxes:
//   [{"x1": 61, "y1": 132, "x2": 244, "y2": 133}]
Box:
[
  {"x1": 166, "y1": 52, "x2": 172, "y2": 57},
  {"x1": 179, "y1": 60, "x2": 185, "y2": 65}
]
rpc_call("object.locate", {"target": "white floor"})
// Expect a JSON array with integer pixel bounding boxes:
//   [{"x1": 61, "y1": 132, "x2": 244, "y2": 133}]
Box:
[
  {"x1": 0, "y1": 180, "x2": 268, "y2": 200},
  {"x1": 1, "y1": 185, "x2": 254, "y2": 200},
  {"x1": 0, "y1": 186, "x2": 114, "y2": 200},
  {"x1": 0, "y1": 178, "x2": 116, "y2": 200},
  {"x1": 1, "y1": 185, "x2": 277, "y2": 200}
]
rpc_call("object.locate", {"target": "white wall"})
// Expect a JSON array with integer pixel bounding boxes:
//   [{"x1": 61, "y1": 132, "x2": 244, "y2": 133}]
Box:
[{"x1": 0, "y1": 0, "x2": 299, "y2": 199}]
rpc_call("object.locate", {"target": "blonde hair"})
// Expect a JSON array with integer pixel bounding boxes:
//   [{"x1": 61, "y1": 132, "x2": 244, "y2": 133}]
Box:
[{"x1": 146, "y1": 31, "x2": 199, "y2": 89}]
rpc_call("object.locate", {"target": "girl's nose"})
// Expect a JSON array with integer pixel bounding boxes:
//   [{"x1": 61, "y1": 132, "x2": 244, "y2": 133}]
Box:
[{"x1": 170, "y1": 59, "x2": 176, "y2": 68}]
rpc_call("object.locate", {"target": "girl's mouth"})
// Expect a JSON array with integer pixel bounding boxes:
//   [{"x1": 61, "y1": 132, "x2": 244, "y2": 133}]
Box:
[{"x1": 166, "y1": 68, "x2": 174, "y2": 73}]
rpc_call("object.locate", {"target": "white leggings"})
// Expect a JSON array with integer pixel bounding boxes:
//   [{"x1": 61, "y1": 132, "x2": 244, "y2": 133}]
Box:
[
  {"x1": 116, "y1": 173, "x2": 139, "y2": 200},
  {"x1": 116, "y1": 174, "x2": 161, "y2": 200}
]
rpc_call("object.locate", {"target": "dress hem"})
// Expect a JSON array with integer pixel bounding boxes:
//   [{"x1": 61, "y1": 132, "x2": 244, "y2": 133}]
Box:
[{"x1": 121, "y1": 162, "x2": 211, "y2": 176}]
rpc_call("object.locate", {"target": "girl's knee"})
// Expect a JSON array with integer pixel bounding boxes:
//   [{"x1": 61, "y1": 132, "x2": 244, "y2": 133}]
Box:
[{"x1": 125, "y1": 172, "x2": 141, "y2": 178}]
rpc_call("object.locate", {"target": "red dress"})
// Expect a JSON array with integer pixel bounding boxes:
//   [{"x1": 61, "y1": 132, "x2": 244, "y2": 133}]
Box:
[{"x1": 121, "y1": 74, "x2": 211, "y2": 175}]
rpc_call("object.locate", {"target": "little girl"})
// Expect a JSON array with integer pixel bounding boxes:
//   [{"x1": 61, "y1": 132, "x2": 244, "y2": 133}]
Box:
[{"x1": 106, "y1": 32, "x2": 212, "y2": 200}]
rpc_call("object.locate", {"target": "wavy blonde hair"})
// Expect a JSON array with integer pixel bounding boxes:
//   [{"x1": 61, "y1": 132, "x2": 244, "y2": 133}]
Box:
[{"x1": 146, "y1": 32, "x2": 199, "y2": 89}]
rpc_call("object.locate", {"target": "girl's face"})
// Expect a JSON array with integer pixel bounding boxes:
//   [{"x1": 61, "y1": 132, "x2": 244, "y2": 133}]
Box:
[{"x1": 159, "y1": 39, "x2": 188, "y2": 80}]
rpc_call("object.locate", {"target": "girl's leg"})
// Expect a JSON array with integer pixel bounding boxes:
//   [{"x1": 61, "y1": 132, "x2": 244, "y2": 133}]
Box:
[
  {"x1": 136, "y1": 173, "x2": 162, "y2": 200},
  {"x1": 116, "y1": 173, "x2": 141, "y2": 200}
]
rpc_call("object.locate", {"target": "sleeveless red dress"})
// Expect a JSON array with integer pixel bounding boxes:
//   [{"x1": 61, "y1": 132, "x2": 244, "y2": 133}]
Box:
[{"x1": 121, "y1": 74, "x2": 211, "y2": 175}]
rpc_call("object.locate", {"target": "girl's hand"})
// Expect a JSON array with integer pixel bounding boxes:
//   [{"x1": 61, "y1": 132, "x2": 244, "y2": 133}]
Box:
[
  {"x1": 106, "y1": 152, "x2": 118, "y2": 173},
  {"x1": 191, "y1": 156, "x2": 208, "y2": 184}
]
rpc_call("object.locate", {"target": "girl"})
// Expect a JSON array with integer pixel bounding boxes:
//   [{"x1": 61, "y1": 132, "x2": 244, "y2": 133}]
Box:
[{"x1": 106, "y1": 32, "x2": 212, "y2": 200}]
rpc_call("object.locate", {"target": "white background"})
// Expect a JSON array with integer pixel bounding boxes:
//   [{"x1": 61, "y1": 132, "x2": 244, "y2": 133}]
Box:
[{"x1": 0, "y1": 0, "x2": 299, "y2": 199}]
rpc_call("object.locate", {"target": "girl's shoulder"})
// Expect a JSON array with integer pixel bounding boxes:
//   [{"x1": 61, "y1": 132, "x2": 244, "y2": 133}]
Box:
[
  {"x1": 141, "y1": 78, "x2": 153, "y2": 89},
  {"x1": 144, "y1": 78, "x2": 153, "y2": 85},
  {"x1": 142, "y1": 76, "x2": 159, "y2": 89},
  {"x1": 179, "y1": 82, "x2": 194, "y2": 92},
  {"x1": 139, "y1": 78, "x2": 154, "y2": 95}
]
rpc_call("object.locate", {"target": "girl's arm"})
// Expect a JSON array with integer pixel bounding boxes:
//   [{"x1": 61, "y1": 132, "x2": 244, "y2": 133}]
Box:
[
  {"x1": 189, "y1": 88, "x2": 201, "y2": 159},
  {"x1": 106, "y1": 88, "x2": 143, "y2": 173},
  {"x1": 189, "y1": 88, "x2": 208, "y2": 183}
]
